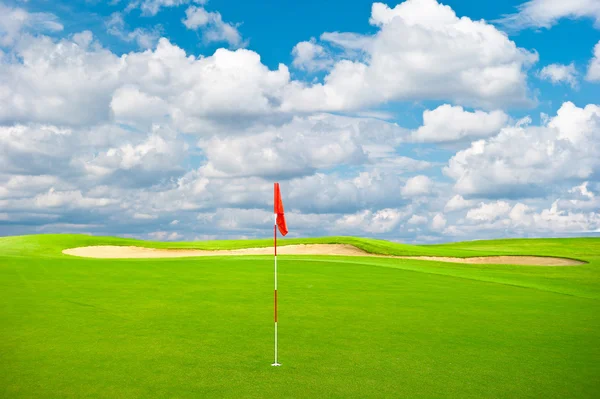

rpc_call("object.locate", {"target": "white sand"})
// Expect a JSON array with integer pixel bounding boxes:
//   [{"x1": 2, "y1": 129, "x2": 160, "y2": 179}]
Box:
[{"x1": 62, "y1": 244, "x2": 585, "y2": 266}]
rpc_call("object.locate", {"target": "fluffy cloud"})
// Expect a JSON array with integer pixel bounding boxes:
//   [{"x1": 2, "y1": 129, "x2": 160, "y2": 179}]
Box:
[
  {"x1": 445, "y1": 102, "x2": 600, "y2": 197},
  {"x1": 198, "y1": 113, "x2": 406, "y2": 179},
  {"x1": 529, "y1": 201, "x2": 600, "y2": 232},
  {"x1": 401, "y1": 175, "x2": 432, "y2": 197},
  {"x1": 587, "y1": 41, "x2": 600, "y2": 82},
  {"x1": 200, "y1": 129, "x2": 363, "y2": 179},
  {"x1": 34, "y1": 188, "x2": 116, "y2": 209},
  {"x1": 129, "y1": 0, "x2": 206, "y2": 16},
  {"x1": 79, "y1": 131, "x2": 188, "y2": 187},
  {"x1": 466, "y1": 201, "x2": 512, "y2": 222},
  {"x1": 149, "y1": 231, "x2": 182, "y2": 240},
  {"x1": 498, "y1": 0, "x2": 600, "y2": 30},
  {"x1": 0, "y1": 3, "x2": 63, "y2": 46},
  {"x1": 0, "y1": 175, "x2": 59, "y2": 201},
  {"x1": 0, "y1": 124, "x2": 77, "y2": 176},
  {"x1": 444, "y1": 195, "x2": 473, "y2": 212},
  {"x1": 286, "y1": 0, "x2": 538, "y2": 111},
  {"x1": 182, "y1": 6, "x2": 243, "y2": 47},
  {"x1": 333, "y1": 208, "x2": 407, "y2": 234},
  {"x1": 412, "y1": 105, "x2": 509, "y2": 143},
  {"x1": 453, "y1": 200, "x2": 600, "y2": 236},
  {"x1": 110, "y1": 86, "x2": 171, "y2": 126},
  {"x1": 106, "y1": 12, "x2": 161, "y2": 49},
  {"x1": 407, "y1": 214, "x2": 427, "y2": 225},
  {"x1": 0, "y1": 121, "x2": 186, "y2": 193},
  {"x1": 286, "y1": 171, "x2": 406, "y2": 214},
  {"x1": 569, "y1": 181, "x2": 595, "y2": 199},
  {"x1": 0, "y1": 2, "x2": 536, "y2": 130},
  {"x1": 320, "y1": 32, "x2": 372, "y2": 57},
  {"x1": 0, "y1": 35, "x2": 290, "y2": 127},
  {"x1": 291, "y1": 38, "x2": 333, "y2": 72},
  {"x1": 431, "y1": 213, "x2": 446, "y2": 231},
  {"x1": 539, "y1": 63, "x2": 578, "y2": 88},
  {"x1": 0, "y1": 34, "x2": 122, "y2": 126}
]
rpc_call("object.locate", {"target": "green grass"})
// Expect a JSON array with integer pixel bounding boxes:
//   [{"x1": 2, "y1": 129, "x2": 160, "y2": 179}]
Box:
[{"x1": 1, "y1": 234, "x2": 599, "y2": 398}]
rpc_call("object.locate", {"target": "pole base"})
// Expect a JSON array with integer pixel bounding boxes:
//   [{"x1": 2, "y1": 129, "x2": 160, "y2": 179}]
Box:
[{"x1": 271, "y1": 363, "x2": 281, "y2": 367}]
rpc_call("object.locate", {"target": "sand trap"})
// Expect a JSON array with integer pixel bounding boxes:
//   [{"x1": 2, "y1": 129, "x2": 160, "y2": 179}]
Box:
[
  {"x1": 395, "y1": 255, "x2": 584, "y2": 266},
  {"x1": 63, "y1": 244, "x2": 366, "y2": 258},
  {"x1": 62, "y1": 244, "x2": 585, "y2": 266}
]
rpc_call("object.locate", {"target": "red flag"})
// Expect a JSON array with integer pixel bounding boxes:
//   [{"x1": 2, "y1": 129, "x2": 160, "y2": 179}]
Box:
[{"x1": 274, "y1": 183, "x2": 288, "y2": 236}]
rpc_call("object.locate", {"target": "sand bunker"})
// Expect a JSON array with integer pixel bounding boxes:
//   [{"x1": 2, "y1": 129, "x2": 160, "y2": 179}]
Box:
[
  {"x1": 62, "y1": 244, "x2": 584, "y2": 266},
  {"x1": 63, "y1": 244, "x2": 366, "y2": 258}
]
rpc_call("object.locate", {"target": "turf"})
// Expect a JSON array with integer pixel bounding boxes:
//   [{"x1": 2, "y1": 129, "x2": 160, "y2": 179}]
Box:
[{"x1": 1, "y1": 234, "x2": 599, "y2": 398}]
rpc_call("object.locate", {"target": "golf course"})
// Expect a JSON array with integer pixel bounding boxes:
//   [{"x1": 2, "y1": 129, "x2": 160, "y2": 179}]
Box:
[{"x1": 1, "y1": 234, "x2": 599, "y2": 398}]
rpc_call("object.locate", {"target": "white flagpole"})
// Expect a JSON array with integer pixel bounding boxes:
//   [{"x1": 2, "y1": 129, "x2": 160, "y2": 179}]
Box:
[{"x1": 272, "y1": 213, "x2": 281, "y2": 366}]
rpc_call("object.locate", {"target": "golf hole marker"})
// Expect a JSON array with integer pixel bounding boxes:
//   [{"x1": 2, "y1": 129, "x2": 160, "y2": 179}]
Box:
[{"x1": 272, "y1": 182, "x2": 287, "y2": 366}]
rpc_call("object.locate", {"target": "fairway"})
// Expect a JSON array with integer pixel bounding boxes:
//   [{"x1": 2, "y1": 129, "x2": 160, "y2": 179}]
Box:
[{"x1": 1, "y1": 235, "x2": 599, "y2": 398}]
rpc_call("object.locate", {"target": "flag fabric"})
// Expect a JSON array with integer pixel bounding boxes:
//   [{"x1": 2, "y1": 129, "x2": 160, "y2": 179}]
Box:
[{"x1": 274, "y1": 183, "x2": 288, "y2": 236}]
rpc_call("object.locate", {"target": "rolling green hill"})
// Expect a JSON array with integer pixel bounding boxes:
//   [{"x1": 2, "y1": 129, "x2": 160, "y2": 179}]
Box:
[{"x1": 1, "y1": 234, "x2": 599, "y2": 398}]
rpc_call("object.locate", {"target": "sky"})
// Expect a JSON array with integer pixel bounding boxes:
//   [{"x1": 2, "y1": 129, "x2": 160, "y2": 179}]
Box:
[{"x1": 1, "y1": 0, "x2": 600, "y2": 243}]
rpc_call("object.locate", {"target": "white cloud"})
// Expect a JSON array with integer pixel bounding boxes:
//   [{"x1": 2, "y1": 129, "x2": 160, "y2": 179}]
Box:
[
  {"x1": 586, "y1": 41, "x2": 600, "y2": 82},
  {"x1": 0, "y1": 175, "x2": 59, "y2": 199},
  {"x1": 291, "y1": 38, "x2": 333, "y2": 72},
  {"x1": 182, "y1": 6, "x2": 244, "y2": 47},
  {"x1": 508, "y1": 203, "x2": 531, "y2": 227},
  {"x1": 401, "y1": 175, "x2": 432, "y2": 197},
  {"x1": 456, "y1": 200, "x2": 600, "y2": 235},
  {"x1": 197, "y1": 113, "x2": 408, "y2": 179},
  {"x1": 34, "y1": 188, "x2": 116, "y2": 209},
  {"x1": 367, "y1": 156, "x2": 432, "y2": 173},
  {"x1": 444, "y1": 194, "x2": 473, "y2": 212},
  {"x1": 445, "y1": 102, "x2": 600, "y2": 197},
  {"x1": 285, "y1": 171, "x2": 396, "y2": 214},
  {"x1": 569, "y1": 181, "x2": 595, "y2": 199},
  {"x1": 539, "y1": 63, "x2": 578, "y2": 88},
  {"x1": 533, "y1": 201, "x2": 600, "y2": 231},
  {"x1": 0, "y1": 35, "x2": 290, "y2": 127},
  {"x1": 285, "y1": 0, "x2": 537, "y2": 111},
  {"x1": 0, "y1": 3, "x2": 63, "y2": 46},
  {"x1": 558, "y1": 182, "x2": 600, "y2": 213},
  {"x1": 106, "y1": 12, "x2": 161, "y2": 49},
  {"x1": 82, "y1": 131, "x2": 187, "y2": 179},
  {"x1": 0, "y1": 2, "x2": 536, "y2": 131},
  {"x1": 133, "y1": 212, "x2": 158, "y2": 220},
  {"x1": 0, "y1": 124, "x2": 77, "y2": 175},
  {"x1": 412, "y1": 105, "x2": 509, "y2": 143},
  {"x1": 334, "y1": 208, "x2": 406, "y2": 234},
  {"x1": 320, "y1": 32, "x2": 373, "y2": 57},
  {"x1": 407, "y1": 214, "x2": 427, "y2": 225},
  {"x1": 129, "y1": 0, "x2": 206, "y2": 16},
  {"x1": 200, "y1": 131, "x2": 364, "y2": 179},
  {"x1": 148, "y1": 231, "x2": 182, "y2": 240},
  {"x1": 498, "y1": 0, "x2": 600, "y2": 30},
  {"x1": 0, "y1": 120, "x2": 186, "y2": 192},
  {"x1": 0, "y1": 34, "x2": 122, "y2": 126},
  {"x1": 190, "y1": 207, "x2": 331, "y2": 237},
  {"x1": 431, "y1": 213, "x2": 446, "y2": 231},
  {"x1": 110, "y1": 86, "x2": 170, "y2": 124},
  {"x1": 466, "y1": 201, "x2": 512, "y2": 222}
]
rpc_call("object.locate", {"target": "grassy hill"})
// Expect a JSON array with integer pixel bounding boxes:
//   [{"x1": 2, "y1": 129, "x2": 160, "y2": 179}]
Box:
[
  {"x1": 3, "y1": 233, "x2": 600, "y2": 257},
  {"x1": 1, "y1": 234, "x2": 599, "y2": 398}
]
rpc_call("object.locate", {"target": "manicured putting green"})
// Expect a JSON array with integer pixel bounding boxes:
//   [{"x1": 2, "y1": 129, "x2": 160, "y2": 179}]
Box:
[{"x1": 1, "y1": 235, "x2": 599, "y2": 398}]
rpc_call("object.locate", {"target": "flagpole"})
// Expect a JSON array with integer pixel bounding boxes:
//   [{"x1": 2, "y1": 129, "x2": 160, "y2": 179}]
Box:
[{"x1": 272, "y1": 212, "x2": 280, "y2": 366}]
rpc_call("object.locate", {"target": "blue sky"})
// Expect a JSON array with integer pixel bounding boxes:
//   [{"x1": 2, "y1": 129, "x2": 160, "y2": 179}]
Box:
[{"x1": 1, "y1": 0, "x2": 600, "y2": 242}]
